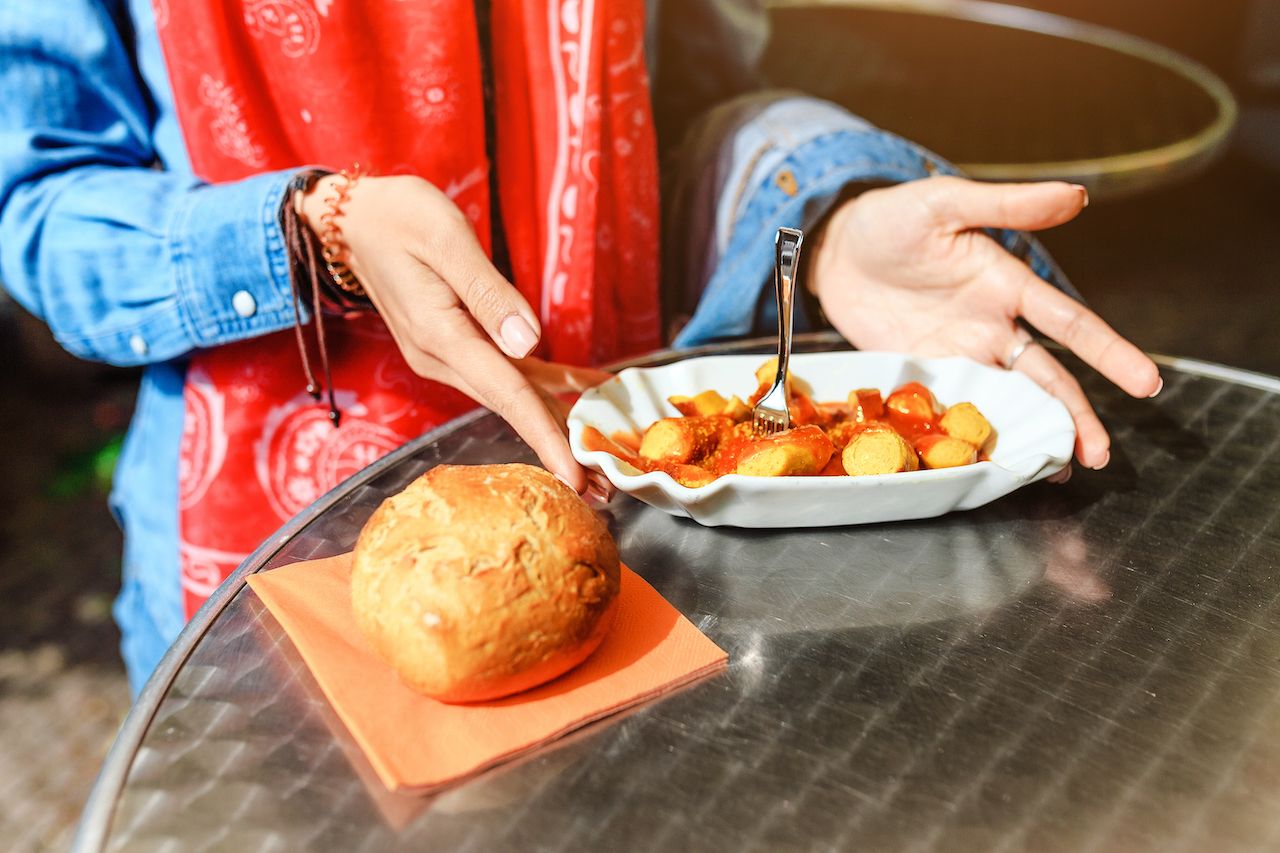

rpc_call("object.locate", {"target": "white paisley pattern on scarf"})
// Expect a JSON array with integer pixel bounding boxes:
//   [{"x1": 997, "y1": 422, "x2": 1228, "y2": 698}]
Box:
[
  {"x1": 178, "y1": 366, "x2": 228, "y2": 510},
  {"x1": 244, "y1": 0, "x2": 321, "y2": 58},
  {"x1": 198, "y1": 75, "x2": 266, "y2": 166},
  {"x1": 179, "y1": 540, "x2": 247, "y2": 602},
  {"x1": 253, "y1": 391, "x2": 407, "y2": 521}
]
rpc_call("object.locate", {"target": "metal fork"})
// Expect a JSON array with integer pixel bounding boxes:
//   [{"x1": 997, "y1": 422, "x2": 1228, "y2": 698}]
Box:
[{"x1": 752, "y1": 227, "x2": 804, "y2": 435}]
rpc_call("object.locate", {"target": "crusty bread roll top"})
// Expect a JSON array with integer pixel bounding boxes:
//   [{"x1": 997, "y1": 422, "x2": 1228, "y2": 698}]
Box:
[{"x1": 351, "y1": 464, "x2": 620, "y2": 703}]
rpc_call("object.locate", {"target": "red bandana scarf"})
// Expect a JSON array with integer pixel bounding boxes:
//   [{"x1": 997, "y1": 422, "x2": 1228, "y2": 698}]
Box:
[{"x1": 155, "y1": 0, "x2": 660, "y2": 618}]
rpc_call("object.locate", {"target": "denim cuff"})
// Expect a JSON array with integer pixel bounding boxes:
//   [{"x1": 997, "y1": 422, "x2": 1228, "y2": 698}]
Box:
[
  {"x1": 172, "y1": 169, "x2": 299, "y2": 348},
  {"x1": 674, "y1": 108, "x2": 1078, "y2": 348},
  {"x1": 676, "y1": 126, "x2": 937, "y2": 346}
]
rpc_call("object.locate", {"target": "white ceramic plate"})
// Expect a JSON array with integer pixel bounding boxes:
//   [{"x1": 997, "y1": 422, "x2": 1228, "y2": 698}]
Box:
[{"x1": 568, "y1": 352, "x2": 1075, "y2": 528}]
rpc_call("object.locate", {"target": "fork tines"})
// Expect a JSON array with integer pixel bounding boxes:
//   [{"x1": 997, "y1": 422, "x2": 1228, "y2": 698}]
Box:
[{"x1": 752, "y1": 409, "x2": 788, "y2": 436}]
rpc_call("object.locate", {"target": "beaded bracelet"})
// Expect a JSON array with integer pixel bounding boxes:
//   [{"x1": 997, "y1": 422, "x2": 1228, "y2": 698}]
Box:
[
  {"x1": 317, "y1": 165, "x2": 366, "y2": 298},
  {"x1": 287, "y1": 169, "x2": 370, "y2": 315}
]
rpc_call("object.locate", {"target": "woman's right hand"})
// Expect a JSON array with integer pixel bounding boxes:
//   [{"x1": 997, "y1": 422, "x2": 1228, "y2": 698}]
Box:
[{"x1": 300, "y1": 173, "x2": 603, "y2": 496}]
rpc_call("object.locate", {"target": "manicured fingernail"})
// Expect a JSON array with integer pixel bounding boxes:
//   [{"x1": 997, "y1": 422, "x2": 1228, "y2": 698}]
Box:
[
  {"x1": 1072, "y1": 184, "x2": 1089, "y2": 207},
  {"x1": 500, "y1": 314, "x2": 538, "y2": 359},
  {"x1": 1090, "y1": 450, "x2": 1110, "y2": 470},
  {"x1": 554, "y1": 472, "x2": 585, "y2": 495},
  {"x1": 589, "y1": 472, "x2": 615, "y2": 500},
  {"x1": 1149, "y1": 377, "x2": 1164, "y2": 398}
]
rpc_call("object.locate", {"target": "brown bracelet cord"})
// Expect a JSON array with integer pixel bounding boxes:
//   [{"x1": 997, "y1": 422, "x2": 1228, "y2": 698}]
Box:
[{"x1": 280, "y1": 166, "x2": 370, "y2": 428}]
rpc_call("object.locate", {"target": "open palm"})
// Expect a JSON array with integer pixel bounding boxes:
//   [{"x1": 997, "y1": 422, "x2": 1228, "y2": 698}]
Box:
[{"x1": 812, "y1": 176, "x2": 1162, "y2": 470}]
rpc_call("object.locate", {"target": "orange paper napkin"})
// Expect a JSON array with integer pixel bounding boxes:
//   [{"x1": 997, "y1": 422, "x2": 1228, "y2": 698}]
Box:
[{"x1": 247, "y1": 553, "x2": 727, "y2": 793}]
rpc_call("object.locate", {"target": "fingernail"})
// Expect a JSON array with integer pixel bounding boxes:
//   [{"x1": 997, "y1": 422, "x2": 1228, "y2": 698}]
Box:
[
  {"x1": 500, "y1": 314, "x2": 538, "y2": 359},
  {"x1": 554, "y1": 472, "x2": 586, "y2": 496},
  {"x1": 1072, "y1": 184, "x2": 1090, "y2": 207},
  {"x1": 1048, "y1": 465, "x2": 1072, "y2": 484},
  {"x1": 588, "y1": 471, "x2": 615, "y2": 500},
  {"x1": 1090, "y1": 450, "x2": 1110, "y2": 470},
  {"x1": 586, "y1": 482, "x2": 611, "y2": 504},
  {"x1": 1149, "y1": 377, "x2": 1164, "y2": 398}
]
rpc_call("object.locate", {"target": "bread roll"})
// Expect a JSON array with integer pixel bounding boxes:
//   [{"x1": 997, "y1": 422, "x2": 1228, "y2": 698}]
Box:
[{"x1": 351, "y1": 464, "x2": 620, "y2": 703}]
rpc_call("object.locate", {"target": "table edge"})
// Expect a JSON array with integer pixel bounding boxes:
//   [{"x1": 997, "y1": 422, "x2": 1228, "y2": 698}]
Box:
[{"x1": 72, "y1": 336, "x2": 1279, "y2": 852}]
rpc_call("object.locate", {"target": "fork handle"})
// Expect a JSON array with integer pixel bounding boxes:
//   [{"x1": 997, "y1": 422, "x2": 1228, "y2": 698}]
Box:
[{"x1": 774, "y1": 227, "x2": 804, "y2": 390}]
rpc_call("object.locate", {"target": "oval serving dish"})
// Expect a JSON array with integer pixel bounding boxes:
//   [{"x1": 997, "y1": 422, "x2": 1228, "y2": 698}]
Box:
[{"x1": 568, "y1": 352, "x2": 1075, "y2": 528}]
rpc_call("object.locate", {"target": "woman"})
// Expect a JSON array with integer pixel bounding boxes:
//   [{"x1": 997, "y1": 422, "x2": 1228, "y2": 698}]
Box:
[{"x1": 0, "y1": 0, "x2": 1159, "y2": 694}]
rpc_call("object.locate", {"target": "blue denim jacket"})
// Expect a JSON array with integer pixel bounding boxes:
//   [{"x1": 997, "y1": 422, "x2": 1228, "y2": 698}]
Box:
[
  {"x1": 0, "y1": 0, "x2": 1067, "y2": 694},
  {"x1": 670, "y1": 95, "x2": 1072, "y2": 346},
  {"x1": 1, "y1": 0, "x2": 308, "y2": 693}
]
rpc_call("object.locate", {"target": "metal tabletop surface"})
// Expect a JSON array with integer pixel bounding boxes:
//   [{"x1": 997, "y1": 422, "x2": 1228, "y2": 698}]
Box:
[{"x1": 77, "y1": 334, "x2": 1280, "y2": 852}]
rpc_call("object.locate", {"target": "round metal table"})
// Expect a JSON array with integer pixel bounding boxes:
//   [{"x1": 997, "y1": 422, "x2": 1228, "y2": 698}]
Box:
[{"x1": 77, "y1": 334, "x2": 1280, "y2": 852}]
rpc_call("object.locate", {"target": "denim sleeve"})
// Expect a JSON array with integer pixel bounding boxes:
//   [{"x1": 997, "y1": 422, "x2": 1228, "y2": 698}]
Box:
[
  {"x1": 667, "y1": 93, "x2": 1077, "y2": 348},
  {"x1": 0, "y1": 0, "x2": 298, "y2": 367}
]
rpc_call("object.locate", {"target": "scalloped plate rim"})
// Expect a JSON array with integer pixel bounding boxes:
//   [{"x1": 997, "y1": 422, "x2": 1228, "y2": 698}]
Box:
[{"x1": 567, "y1": 352, "x2": 1075, "y2": 526}]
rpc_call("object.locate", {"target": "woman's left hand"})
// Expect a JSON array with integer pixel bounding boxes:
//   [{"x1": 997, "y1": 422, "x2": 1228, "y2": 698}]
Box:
[{"x1": 810, "y1": 175, "x2": 1162, "y2": 470}]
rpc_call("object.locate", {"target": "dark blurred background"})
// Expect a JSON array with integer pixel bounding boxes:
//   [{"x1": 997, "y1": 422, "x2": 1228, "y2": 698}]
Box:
[
  {"x1": 964, "y1": 0, "x2": 1280, "y2": 372},
  {"x1": 2, "y1": 0, "x2": 1278, "y2": 848}
]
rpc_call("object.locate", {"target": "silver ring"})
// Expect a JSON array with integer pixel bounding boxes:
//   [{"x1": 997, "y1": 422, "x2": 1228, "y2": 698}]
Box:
[{"x1": 1003, "y1": 333, "x2": 1036, "y2": 370}]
